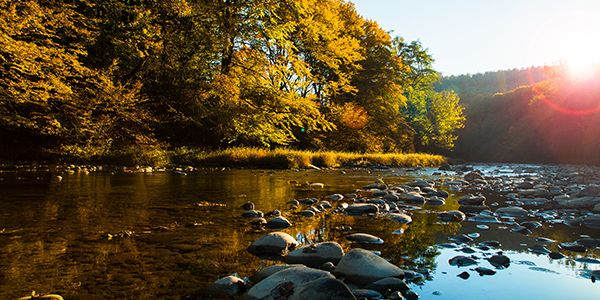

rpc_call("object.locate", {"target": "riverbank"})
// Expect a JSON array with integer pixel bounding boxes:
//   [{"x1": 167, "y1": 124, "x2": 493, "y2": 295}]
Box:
[{"x1": 50, "y1": 147, "x2": 453, "y2": 169}]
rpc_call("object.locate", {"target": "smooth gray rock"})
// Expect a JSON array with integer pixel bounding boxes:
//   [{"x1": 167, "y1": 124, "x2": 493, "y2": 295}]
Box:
[
  {"x1": 449, "y1": 255, "x2": 478, "y2": 266},
  {"x1": 345, "y1": 203, "x2": 379, "y2": 215},
  {"x1": 333, "y1": 248, "x2": 405, "y2": 286},
  {"x1": 438, "y1": 210, "x2": 466, "y2": 222},
  {"x1": 247, "y1": 232, "x2": 299, "y2": 257},
  {"x1": 583, "y1": 215, "x2": 600, "y2": 229},
  {"x1": 457, "y1": 194, "x2": 486, "y2": 205},
  {"x1": 288, "y1": 277, "x2": 357, "y2": 300},
  {"x1": 249, "y1": 264, "x2": 304, "y2": 284},
  {"x1": 243, "y1": 266, "x2": 334, "y2": 300},
  {"x1": 266, "y1": 216, "x2": 292, "y2": 229},
  {"x1": 400, "y1": 192, "x2": 426, "y2": 205},
  {"x1": 284, "y1": 242, "x2": 345, "y2": 267},
  {"x1": 352, "y1": 289, "x2": 382, "y2": 299},
  {"x1": 386, "y1": 212, "x2": 413, "y2": 224},
  {"x1": 345, "y1": 233, "x2": 384, "y2": 244},
  {"x1": 198, "y1": 275, "x2": 246, "y2": 296},
  {"x1": 242, "y1": 210, "x2": 264, "y2": 218},
  {"x1": 495, "y1": 206, "x2": 528, "y2": 218}
]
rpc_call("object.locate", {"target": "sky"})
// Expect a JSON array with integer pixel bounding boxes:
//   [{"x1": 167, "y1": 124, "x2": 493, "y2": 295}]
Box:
[{"x1": 350, "y1": 0, "x2": 600, "y2": 76}]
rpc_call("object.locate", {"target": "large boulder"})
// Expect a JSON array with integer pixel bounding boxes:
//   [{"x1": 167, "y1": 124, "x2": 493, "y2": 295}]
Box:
[
  {"x1": 284, "y1": 242, "x2": 345, "y2": 267},
  {"x1": 288, "y1": 277, "x2": 357, "y2": 300},
  {"x1": 247, "y1": 232, "x2": 299, "y2": 257},
  {"x1": 242, "y1": 266, "x2": 334, "y2": 300},
  {"x1": 197, "y1": 275, "x2": 246, "y2": 296},
  {"x1": 333, "y1": 248, "x2": 405, "y2": 286}
]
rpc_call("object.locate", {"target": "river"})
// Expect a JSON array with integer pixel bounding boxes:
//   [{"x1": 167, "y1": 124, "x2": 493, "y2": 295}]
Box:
[{"x1": 0, "y1": 164, "x2": 598, "y2": 299}]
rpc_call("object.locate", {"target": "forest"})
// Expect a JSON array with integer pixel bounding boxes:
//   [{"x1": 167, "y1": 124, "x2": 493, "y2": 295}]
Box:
[
  {"x1": 436, "y1": 65, "x2": 600, "y2": 165},
  {"x1": 0, "y1": 0, "x2": 464, "y2": 162}
]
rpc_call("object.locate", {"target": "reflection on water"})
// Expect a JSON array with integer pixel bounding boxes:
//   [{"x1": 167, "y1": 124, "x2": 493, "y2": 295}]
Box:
[{"x1": 0, "y1": 166, "x2": 598, "y2": 299}]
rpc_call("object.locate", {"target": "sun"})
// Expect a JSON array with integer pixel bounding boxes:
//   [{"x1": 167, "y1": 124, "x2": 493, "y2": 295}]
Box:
[{"x1": 527, "y1": 8, "x2": 600, "y2": 79}]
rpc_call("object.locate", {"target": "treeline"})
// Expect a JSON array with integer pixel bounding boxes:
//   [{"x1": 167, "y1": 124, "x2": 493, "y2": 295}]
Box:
[
  {"x1": 0, "y1": 0, "x2": 464, "y2": 162},
  {"x1": 441, "y1": 65, "x2": 600, "y2": 164}
]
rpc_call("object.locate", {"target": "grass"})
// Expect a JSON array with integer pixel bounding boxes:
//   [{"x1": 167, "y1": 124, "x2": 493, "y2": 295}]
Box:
[{"x1": 93, "y1": 146, "x2": 448, "y2": 169}]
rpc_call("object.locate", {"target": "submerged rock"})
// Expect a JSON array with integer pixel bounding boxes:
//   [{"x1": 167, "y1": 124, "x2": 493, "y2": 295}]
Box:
[
  {"x1": 438, "y1": 210, "x2": 466, "y2": 222},
  {"x1": 198, "y1": 275, "x2": 246, "y2": 296},
  {"x1": 449, "y1": 255, "x2": 478, "y2": 266},
  {"x1": 495, "y1": 207, "x2": 528, "y2": 218},
  {"x1": 487, "y1": 254, "x2": 510, "y2": 268},
  {"x1": 345, "y1": 233, "x2": 384, "y2": 244}
]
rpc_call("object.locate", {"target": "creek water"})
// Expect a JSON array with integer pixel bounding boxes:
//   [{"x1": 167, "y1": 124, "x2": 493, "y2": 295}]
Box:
[{"x1": 0, "y1": 165, "x2": 599, "y2": 299}]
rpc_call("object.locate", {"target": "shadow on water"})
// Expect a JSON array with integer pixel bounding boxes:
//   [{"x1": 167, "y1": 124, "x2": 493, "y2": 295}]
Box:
[{"x1": 0, "y1": 166, "x2": 598, "y2": 299}]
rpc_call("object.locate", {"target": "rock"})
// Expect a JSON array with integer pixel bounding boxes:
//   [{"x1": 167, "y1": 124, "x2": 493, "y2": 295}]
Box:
[
  {"x1": 284, "y1": 242, "x2": 345, "y2": 267},
  {"x1": 520, "y1": 221, "x2": 542, "y2": 230},
  {"x1": 328, "y1": 194, "x2": 344, "y2": 201},
  {"x1": 386, "y1": 212, "x2": 413, "y2": 224},
  {"x1": 529, "y1": 244, "x2": 551, "y2": 254},
  {"x1": 243, "y1": 266, "x2": 334, "y2": 300},
  {"x1": 583, "y1": 215, "x2": 600, "y2": 229},
  {"x1": 288, "y1": 277, "x2": 357, "y2": 300},
  {"x1": 247, "y1": 232, "x2": 299, "y2": 257},
  {"x1": 479, "y1": 240, "x2": 501, "y2": 248},
  {"x1": 297, "y1": 198, "x2": 318, "y2": 205},
  {"x1": 510, "y1": 226, "x2": 532, "y2": 235},
  {"x1": 427, "y1": 196, "x2": 446, "y2": 205},
  {"x1": 438, "y1": 210, "x2": 466, "y2": 222},
  {"x1": 449, "y1": 255, "x2": 478, "y2": 266},
  {"x1": 352, "y1": 289, "x2": 382, "y2": 300},
  {"x1": 242, "y1": 210, "x2": 264, "y2": 218},
  {"x1": 579, "y1": 186, "x2": 600, "y2": 197},
  {"x1": 450, "y1": 234, "x2": 473, "y2": 243},
  {"x1": 320, "y1": 262, "x2": 336, "y2": 272},
  {"x1": 487, "y1": 254, "x2": 510, "y2": 268},
  {"x1": 17, "y1": 295, "x2": 64, "y2": 300},
  {"x1": 250, "y1": 218, "x2": 267, "y2": 226},
  {"x1": 555, "y1": 196, "x2": 600, "y2": 209},
  {"x1": 439, "y1": 163, "x2": 452, "y2": 171},
  {"x1": 464, "y1": 172, "x2": 484, "y2": 181},
  {"x1": 459, "y1": 205, "x2": 490, "y2": 213},
  {"x1": 558, "y1": 242, "x2": 587, "y2": 253},
  {"x1": 404, "y1": 290, "x2": 420, "y2": 300},
  {"x1": 242, "y1": 201, "x2": 255, "y2": 210},
  {"x1": 381, "y1": 193, "x2": 400, "y2": 202},
  {"x1": 249, "y1": 265, "x2": 303, "y2": 284},
  {"x1": 198, "y1": 275, "x2": 246, "y2": 296},
  {"x1": 576, "y1": 237, "x2": 600, "y2": 249},
  {"x1": 517, "y1": 181, "x2": 534, "y2": 189},
  {"x1": 266, "y1": 216, "x2": 292, "y2": 229},
  {"x1": 495, "y1": 206, "x2": 528, "y2": 218},
  {"x1": 333, "y1": 248, "x2": 405, "y2": 286},
  {"x1": 468, "y1": 214, "x2": 501, "y2": 223},
  {"x1": 364, "y1": 277, "x2": 410, "y2": 294},
  {"x1": 294, "y1": 210, "x2": 316, "y2": 217},
  {"x1": 473, "y1": 267, "x2": 496, "y2": 276},
  {"x1": 345, "y1": 233, "x2": 384, "y2": 244},
  {"x1": 549, "y1": 251, "x2": 566, "y2": 259},
  {"x1": 400, "y1": 192, "x2": 426, "y2": 205},
  {"x1": 457, "y1": 194, "x2": 486, "y2": 205},
  {"x1": 345, "y1": 203, "x2": 379, "y2": 215},
  {"x1": 457, "y1": 271, "x2": 470, "y2": 279}
]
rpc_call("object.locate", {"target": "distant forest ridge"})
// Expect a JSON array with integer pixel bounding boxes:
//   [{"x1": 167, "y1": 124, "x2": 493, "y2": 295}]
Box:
[
  {"x1": 438, "y1": 64, "x2": 600, "y2": 165},
  {"x1": 434, "y1": 67, "x2": 548, "y2": 98}
]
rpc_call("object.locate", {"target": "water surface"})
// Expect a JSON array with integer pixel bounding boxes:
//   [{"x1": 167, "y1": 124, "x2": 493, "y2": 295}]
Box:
[{"x1": 0, "y1": 165, "x2": 598, "y2": 299}]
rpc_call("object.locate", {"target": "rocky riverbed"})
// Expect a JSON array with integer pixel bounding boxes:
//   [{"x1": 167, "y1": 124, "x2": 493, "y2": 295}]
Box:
[
  {"x1": 196, "y1": 163, "x2": 600, "y2": 300},
  {"x1": 1, "y1": 163, "x2": 600, "y2": 299}
]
